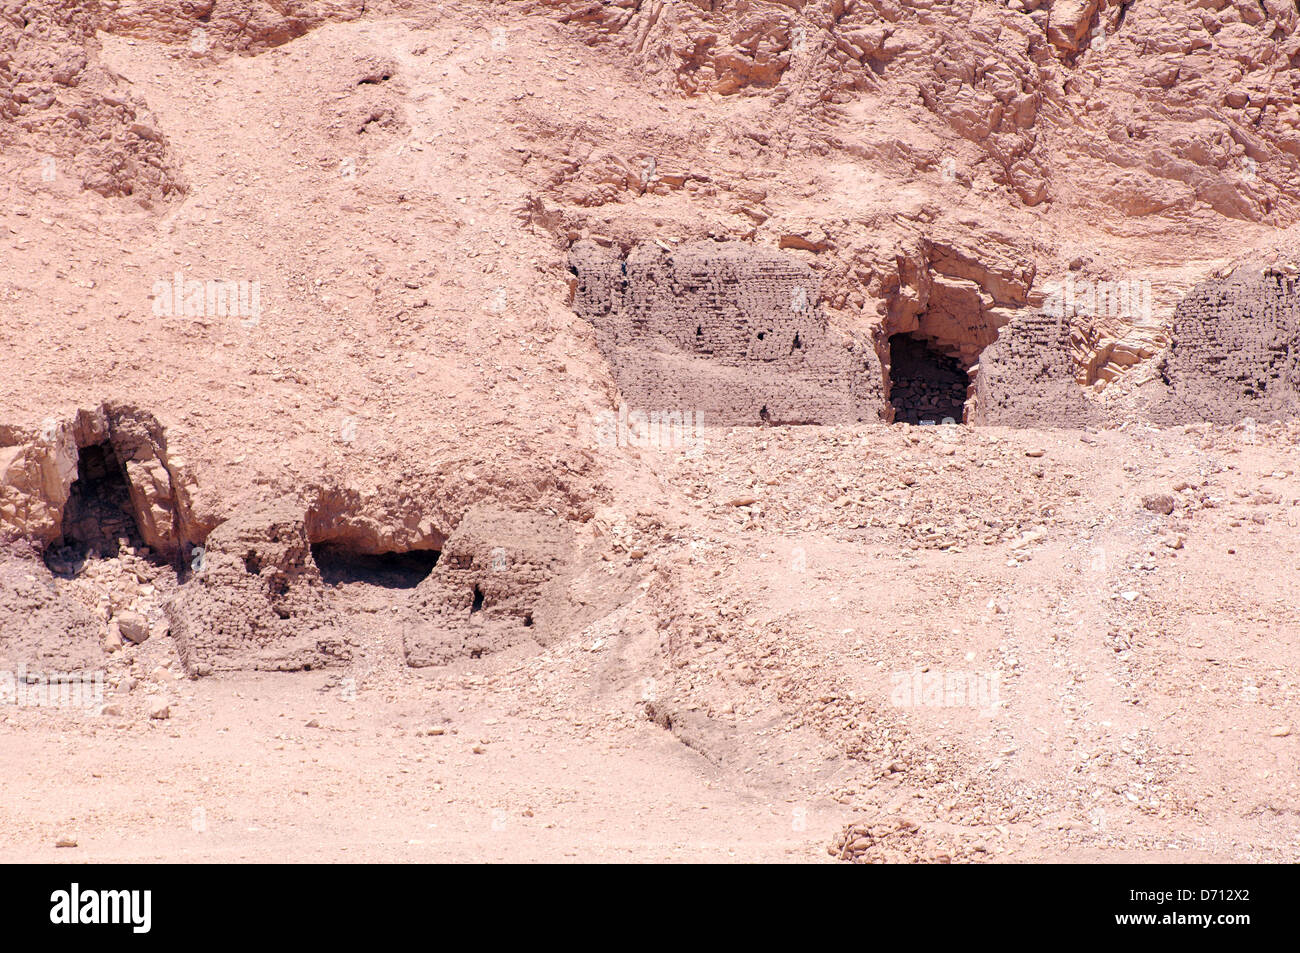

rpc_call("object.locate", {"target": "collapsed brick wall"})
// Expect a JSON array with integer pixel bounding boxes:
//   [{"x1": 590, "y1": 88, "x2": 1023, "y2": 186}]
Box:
[
  {"x1": 1151, "y1": 271, "x2": 1300, "y2": 424},
  {"x1": 969, "y1": 309, "x2": 1100, "y2": 427},
  {"x1": 570, "y1": 241, "x2": 884, "y2": 426},
  {"x1": 973, "y1": 268, "x2": 1300, "y2": 427},
  {"x1": 402, "y1": 506, "x2": 573, "y2": 668},
  {"x1": 165, "y1": 501, "x2": 351, "y2": 675},
  {"x1": 0, "y1": 541, "x2": 102, "y2": 671}
]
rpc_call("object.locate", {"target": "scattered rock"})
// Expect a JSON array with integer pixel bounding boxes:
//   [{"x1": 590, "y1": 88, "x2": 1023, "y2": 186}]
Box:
[
  {"x1": 114, "y1": 610, "x2": 150, "y2": 644},
  {"x1": 1142, "y1": 494, "x2": 1176, "y2": 515},
  {"x1": 148, "y1": 699, "x2": 171, "y2": 720}
]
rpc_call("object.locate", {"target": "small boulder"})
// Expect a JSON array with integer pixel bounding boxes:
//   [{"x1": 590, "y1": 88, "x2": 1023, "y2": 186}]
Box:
[
  {"x1": 115, "y1": 610, "x2": 150, "y2": 644},
  {"x1": 1142, "y1": 494, "x2": 1176, "y2": 515}
]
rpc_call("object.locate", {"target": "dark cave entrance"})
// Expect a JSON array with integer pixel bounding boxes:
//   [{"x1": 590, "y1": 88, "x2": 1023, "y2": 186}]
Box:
[
  {"x1": 887, "y1": 333, "x2": 970, "y2": 425},
  {"x1": 310, "y1": 543, "x2": 440, "y2": 589},
  {"x1": 43, "y1": 441, "x2": 143, "y2": 574}
]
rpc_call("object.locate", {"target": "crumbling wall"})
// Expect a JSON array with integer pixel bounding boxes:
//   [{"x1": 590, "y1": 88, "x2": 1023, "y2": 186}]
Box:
[
  {"x1": 973, "y1": 268, "x2": 1300, "y2": 427},
  {"x1": 570, "y1": 240, "x2": 884, "y2": 426},
  {"x1": 0, "y1": 541, "x2": 102, "y2": 671},
  {"x1": 969, "y1": 309, "x2": 1102, "y2": 427},
  {"x1": 165, "y1": 501, "x2": 350, "y2": 674},
  {"x1": 1150, "y1": 271, "x2": 1300, "y2": 424},
  {"x1": 888, "y1": 334, "x2": 971, "y2": 424},
  {"x1": 402, "y1": 506, "x2": 574, "y2": 668}
]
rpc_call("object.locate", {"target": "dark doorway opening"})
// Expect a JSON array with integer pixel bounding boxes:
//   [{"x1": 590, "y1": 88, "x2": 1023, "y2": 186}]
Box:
[
  {"x1": 43, "y1": 441, "x2": 142, "y2": 575},
  {"x1": 310, "y1": 543, "x2": 440, "y2": 589},
  {"x1": 887, "y1": 333, "x2": 969, "y2": 425}
]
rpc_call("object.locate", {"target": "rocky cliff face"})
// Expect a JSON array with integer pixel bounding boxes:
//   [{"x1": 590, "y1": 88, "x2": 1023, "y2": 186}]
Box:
[{"x1": 529, "y1": 0, "x2": 1300, "y2": 220}]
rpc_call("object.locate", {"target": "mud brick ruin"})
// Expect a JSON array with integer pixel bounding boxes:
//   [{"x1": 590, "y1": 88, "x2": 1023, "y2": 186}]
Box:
[
  {"x1": 969, "y1": 309, "x2": 1099, "y2": 427},
  {"x1": 166, "y1": 501, "x2": 352, "y2": 675},
  {"x1": 975, "y1": 269, "x2": 1300, "y2": 427},
  {"x1": 569, "y1": 240, "x2": 884, "y2": 426},
  {"x1": 1154, "y1": 270, "x2": 1300, "y2": 423},
  {"x1": 402, "y1": 506, "x2": 574, "y2": 667}
]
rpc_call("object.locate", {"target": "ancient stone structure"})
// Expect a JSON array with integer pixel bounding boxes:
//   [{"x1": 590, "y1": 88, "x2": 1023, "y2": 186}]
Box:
[
  {"x1": 402, "y1": 506, "x2": 574, "y2": 668},
  {"x1": 569, "y1": 240, "x2": 884, "y2": 426},
  {"x1": 969, "y1": 308, "x2": 1099, "y2": 427},
  {"x1": 165, "y1": 501, "x2": 351, "y2": 674},
  {"x1": 972, "y1": 268, "x2": 1300, "y2": 427}
]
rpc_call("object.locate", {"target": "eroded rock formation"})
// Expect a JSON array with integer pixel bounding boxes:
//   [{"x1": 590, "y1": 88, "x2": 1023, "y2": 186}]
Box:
[
  {"x1": 0, "y1": 402, "x2": 198, "y2": 559},
  {"x1": 0, "y1": 1, "x2": 184, "y2": 200}
]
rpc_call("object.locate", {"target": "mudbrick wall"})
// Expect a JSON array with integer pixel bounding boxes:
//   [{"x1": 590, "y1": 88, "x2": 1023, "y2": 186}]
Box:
[
  {"x1": 402, "y1": 506, "x2": 574, "y2": 668},
  {"x1": 969, "y1": 309, "x2": 1100, "y2": 427},
  {"x1": 570, "y1": 240, "x2": 884, "y2": 426},
  {"x1": 974, "y1": 269, "x2": 1300, "y2": 427},
  {"x1": 0, "y1": 541, "x2": 101, "y2": 671},
  {"x1": 1154, "y1": 271, "x2": 1300, "y2": 423},
  {"x1": 165, "y1": 500, "x2": 351, "y2": 675}
]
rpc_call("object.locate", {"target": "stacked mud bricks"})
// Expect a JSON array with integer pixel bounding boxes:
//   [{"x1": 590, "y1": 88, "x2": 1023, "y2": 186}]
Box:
[
  {"x1": 569, "y1": 240, "x2": 884, "y2": 426},
  {"x1": 974, "y1": 269, "x2": 1300, "y2": 426}
]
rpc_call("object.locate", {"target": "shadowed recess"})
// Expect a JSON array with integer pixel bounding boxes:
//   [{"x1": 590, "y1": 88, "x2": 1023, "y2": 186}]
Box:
[{"x1": 310, "y1": 543, "x2": 440, "y2": 589}]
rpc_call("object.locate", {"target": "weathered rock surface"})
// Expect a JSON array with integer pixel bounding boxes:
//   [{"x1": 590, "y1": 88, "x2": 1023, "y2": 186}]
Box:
[
  {"x1": 0, "y1": 1, "x2": 184, "y2": 200},
  {"x1": 0, "y1": 403, "x2": 198, "y2": 559}
]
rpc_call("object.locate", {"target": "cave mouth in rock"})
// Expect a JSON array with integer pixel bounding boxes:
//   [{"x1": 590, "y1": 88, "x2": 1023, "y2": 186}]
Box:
[
  {"x1": 887, "y1": 333, "x2": 970, "y2": 425},
  {"x1": 43, "y1": 441, "x2": 143, "y2": 575},
  {"x1": 310, "y1": 543, "x2": 440, "y2": 589}
]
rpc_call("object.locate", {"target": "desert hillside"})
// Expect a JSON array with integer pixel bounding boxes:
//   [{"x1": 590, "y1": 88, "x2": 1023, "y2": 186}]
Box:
[{"x1": 2, "y1": 0, "x2": 1299, "y2": 862}]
